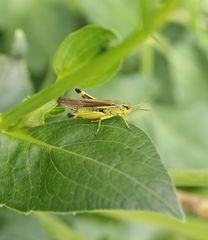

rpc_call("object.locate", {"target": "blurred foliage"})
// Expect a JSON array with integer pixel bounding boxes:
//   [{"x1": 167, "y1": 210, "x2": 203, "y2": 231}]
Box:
[
  {"x1": 0, "y1": 0, "x2": 84, "y2": 89},
  {"x1": 1, "y1": 0, "x2": 208, "y2": 239},
  {"x1": 0, "y1": 29, "x2": 33, "y2": 111},
  {"x1": 0, "y1": 208, "x2": 198, "y2": 240}
]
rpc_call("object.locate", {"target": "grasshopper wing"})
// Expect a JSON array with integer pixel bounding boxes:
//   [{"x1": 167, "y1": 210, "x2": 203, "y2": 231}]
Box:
[{"x1": 57, "y1": 97, "x2": 116, "y2": 108}]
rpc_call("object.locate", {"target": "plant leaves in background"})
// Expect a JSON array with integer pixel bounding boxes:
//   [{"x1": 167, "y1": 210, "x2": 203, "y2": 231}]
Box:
[
  {"x1": 103, "y1": 211, "x2": 208, "y2": 240},
  {"x1": 71, "y1": 0, "x2": 139, "y2": 37},
  {"x1": 142, "y1": 27, "x2": 208, "y2": 169},
  {"x1": 36, "y1": 213, "x2": 86, "y2": 240},
  {"x1": 0, "y1": 118, "x2": 183, "y2": 219},
  {"x1": 60, "y1": 213, "x2": 161, "y2": 240},
  {"x1": 0, "y1": 208, "x2": 179, "y2": 240},
  {"x1": 0, "y1": 0, "x2": 82, "y2": 88},
  {"x1": 0, "y1": 29, "x2": 33, "y2": 112},
  {"x1": 0, "y1": 209, "x2": 47, "y2": 240},
  {"x1": 151, "y1": 104, "x2": 208, "y2": 169},
  {"x1": 0, "y1": 55, "x2": 33, "y2": 112},
  {"x1": 170, "y1": 41, "x2": 208, "y2": 104}
]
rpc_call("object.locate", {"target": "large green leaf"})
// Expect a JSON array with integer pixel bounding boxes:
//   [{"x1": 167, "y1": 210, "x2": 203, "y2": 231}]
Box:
[{"x1": 0, "y1": 118, "x2": 183, "y2": 219}]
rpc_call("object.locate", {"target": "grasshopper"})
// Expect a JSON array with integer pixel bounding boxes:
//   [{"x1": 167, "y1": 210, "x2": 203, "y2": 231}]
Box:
[{"x1": 58, "y1": 88, "x2": 148, "y2": 134}]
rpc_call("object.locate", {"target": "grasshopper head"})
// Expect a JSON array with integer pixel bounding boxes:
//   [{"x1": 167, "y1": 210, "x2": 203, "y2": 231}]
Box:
[{"x1": 122, "y1": 104, "x2": 132, "y2": 113}]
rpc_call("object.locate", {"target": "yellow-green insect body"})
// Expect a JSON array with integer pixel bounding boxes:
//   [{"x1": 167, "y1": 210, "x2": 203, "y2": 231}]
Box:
[
  {"x1": 58, "y1": 88, "x2": 133, "y2": 134},
  {"x1": 73, "y1": 104, "x2": 132, "y2": 133},
  {"x1": 73, "y1": 104, "x2": 132, "y2": 119}
]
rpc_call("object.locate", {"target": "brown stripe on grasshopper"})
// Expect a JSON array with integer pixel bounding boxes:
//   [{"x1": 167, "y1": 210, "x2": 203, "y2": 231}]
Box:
[{"x1": 57, "y1": 97, "x2": 116, "y2": 108}]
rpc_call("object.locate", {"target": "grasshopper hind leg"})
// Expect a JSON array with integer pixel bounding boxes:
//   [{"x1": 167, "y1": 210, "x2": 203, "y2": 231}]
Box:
[{"x1": 75, "y1": 88, "x2": 95, "y2": 99}]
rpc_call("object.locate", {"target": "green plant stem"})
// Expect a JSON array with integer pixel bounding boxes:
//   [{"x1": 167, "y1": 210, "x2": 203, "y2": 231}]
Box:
[
  {"x1": 170, "y1": 169, "x2": 208, "y2": 187},
  {"x1": 0, "y1": 0, "x2": 179, "y2": 130},
  {"x1": 141, "y1": 45, "x2": 154, "y2": 75}
]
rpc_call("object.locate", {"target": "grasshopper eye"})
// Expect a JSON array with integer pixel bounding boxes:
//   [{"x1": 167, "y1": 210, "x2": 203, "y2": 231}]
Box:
[{"x1": 124, "y1": 105, "x2": 130, "y2": 110}]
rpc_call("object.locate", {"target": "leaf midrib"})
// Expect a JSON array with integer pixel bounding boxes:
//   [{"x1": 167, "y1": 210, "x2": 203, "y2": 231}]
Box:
[{"x1": 4, "y1": 128, "x2": 179, "y2": 216}]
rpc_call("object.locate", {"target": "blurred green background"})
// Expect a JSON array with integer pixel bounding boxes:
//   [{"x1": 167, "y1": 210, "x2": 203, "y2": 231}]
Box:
[{"x1": 0, "y1": 0, "x2": 208, "y2": 239}]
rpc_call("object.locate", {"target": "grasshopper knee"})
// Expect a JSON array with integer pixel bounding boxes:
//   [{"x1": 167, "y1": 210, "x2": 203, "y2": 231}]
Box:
[
  {"x1": 67, "y1": 112, "x2": 74, "y2": 118},
  {"x1": 75, "y1": 88, "x2": 81, "y2": 94}
]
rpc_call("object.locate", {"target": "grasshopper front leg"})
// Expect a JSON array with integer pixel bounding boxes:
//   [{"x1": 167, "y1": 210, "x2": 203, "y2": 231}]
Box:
[
  {"x1": 96, "y1": 119, "x2": 102, "y2": 135},
  {"x1": 119, "y1": 115, "x2": 131, "y2": 131},
  {"x1": 95, "y1": 115, "x2": 131, "y2": 135}
]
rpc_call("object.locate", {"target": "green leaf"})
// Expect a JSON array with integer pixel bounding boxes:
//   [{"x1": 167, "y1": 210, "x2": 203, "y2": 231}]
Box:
[
  {"x1": 53, "y1": 25, "x2": 121, "y2": 86},
  {"x1": 0, "y1": 118, "x2": 183, "y2": 219}
]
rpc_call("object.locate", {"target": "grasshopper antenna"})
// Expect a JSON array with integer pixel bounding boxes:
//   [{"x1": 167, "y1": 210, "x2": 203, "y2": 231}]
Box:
[{"x1": 132, "y1": 104, "x2": 151, "y2": 111}]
